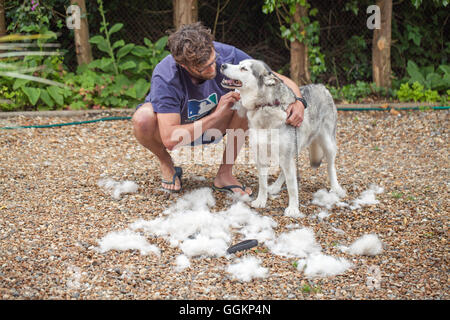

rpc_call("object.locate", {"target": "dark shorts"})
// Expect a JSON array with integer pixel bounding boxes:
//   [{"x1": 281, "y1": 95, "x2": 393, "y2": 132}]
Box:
[{"x1": 135, "y1": 103, "x2": 225, "y2": 146}]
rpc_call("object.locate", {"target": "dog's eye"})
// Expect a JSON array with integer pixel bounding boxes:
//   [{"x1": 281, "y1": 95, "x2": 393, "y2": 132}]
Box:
[{"x1": 240, "y1": 66, "x2": 248, "y2": 72}]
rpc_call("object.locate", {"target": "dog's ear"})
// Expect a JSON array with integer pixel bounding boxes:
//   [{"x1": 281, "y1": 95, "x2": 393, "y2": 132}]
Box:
[
  {"x1": 263, "y1": 73, "x2": 280, "y2": 86},
  {"x1": 259, "y1": 61, "x2": 281, "y2": 86}
]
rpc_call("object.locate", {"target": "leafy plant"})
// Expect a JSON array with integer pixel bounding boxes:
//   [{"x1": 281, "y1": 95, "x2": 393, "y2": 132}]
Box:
[
  {"x1": 0, "y1": 84, "x2": 28, "y2": 111},
  {"x1": 410, "y1": 0, "x2": 448, "y2": 8},
  {"x1": 0, "y1": 32, "x2": 70, "y2": 111},
  {"x1": 89, "y1": 0, "x2": 122, "y2": 76},
  {"x1": 88, "y1": 33, "x2": 168, "y2": 83},
  {"x1": 396, "y1": 82, "x2": 441, "y2": 102},
  {"x1": 0, "y1": 1, "x2": 75, "y2": 111},
  {"x1": 63, "y1": 66, "x2": 152, "y2": 110},
  {"x1": 64, "y1": 0, "x2": 169, "y2": 109},
  {"x1": 327, "y1": 81, "x2": 389, "y2": 103},
  {"x1": 405, "y1": 60, "x2": 450, "y2": 92},
  {"x1": 262, "y1": 0, "x2": 326, "y2": 82},
  {"x1": 391, "y1": 0, "x2": 449, "y2": 80},
  {"x1": 342, "y1": 35, "x2": 371, "y2": 82},
  {"x1": 6, "y1": 0, "x2": 64, "y2": 34},
  {"x1": 1, "y1": 0, "x2": 169, "y2": 111}
]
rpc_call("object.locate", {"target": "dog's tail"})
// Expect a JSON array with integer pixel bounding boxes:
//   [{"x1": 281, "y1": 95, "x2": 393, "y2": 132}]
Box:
[{"x1": 309, "y1": 139, "x2": 324, "y2": 168}]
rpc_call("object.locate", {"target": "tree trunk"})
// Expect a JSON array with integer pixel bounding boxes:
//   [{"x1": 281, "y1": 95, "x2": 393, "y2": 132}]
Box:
[
  {"x1": 372, "y1": 0, "x2": 392, "y2": 88},
  {"x1": 290, "y1": 3, "x2": 310, "y2": 86},
  {"x1": 0, "y1": 0, "x2": 6, "y2": 38},
  {"x1": 71, "y1": 0, "x2": 93, "y2": 66},
  {"x1": 173, "y1": 0, "x2": 198, "y2": 30}
]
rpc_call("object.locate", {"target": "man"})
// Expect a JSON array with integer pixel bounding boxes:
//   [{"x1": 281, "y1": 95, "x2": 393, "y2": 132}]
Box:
[{"x1": 132, "y1": 22, "x2": 305, "y2": 195}]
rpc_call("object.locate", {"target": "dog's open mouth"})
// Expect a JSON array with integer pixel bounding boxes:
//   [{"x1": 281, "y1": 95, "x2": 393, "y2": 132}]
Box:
[{"x1": 221, "y1": 78, "x2": 242, "y2": 88}]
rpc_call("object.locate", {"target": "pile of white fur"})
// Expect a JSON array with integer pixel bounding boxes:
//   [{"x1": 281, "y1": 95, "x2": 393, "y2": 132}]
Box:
[{"x1": 96, "y1": 184, "x2": 384, "y2": 282}]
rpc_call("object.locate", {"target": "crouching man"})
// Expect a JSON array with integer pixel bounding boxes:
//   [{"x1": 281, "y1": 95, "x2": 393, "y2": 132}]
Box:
[{"x1": 132, "y1": 22, "x2": 305, "y2": 194}]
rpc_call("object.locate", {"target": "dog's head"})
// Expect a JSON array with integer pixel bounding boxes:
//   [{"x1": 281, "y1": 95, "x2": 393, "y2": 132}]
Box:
[{"x1": 220, "y1": 59, "x2": 282, "y2": 95}]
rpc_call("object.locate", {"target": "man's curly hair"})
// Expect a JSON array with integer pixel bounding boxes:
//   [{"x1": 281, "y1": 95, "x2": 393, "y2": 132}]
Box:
[{"x1": 167, "y1": 22, "x2": 215, "y2": 68}]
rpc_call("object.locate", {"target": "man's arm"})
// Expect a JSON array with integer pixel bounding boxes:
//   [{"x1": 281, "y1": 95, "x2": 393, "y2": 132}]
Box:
[
  {"x1": 273, "y1": 72, "x2": 305, "y2": 127},
  {"x1": 157, "y1": 91, "x2": 240, "y2": 150},
  {"x1": 157, "y1": 112, "x2": 220, "y2": 150}
]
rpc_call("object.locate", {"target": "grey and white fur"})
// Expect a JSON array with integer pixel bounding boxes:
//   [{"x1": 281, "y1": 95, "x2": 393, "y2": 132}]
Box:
[{"x1": 221, "y1": 59, "x2": 345, "y2": 217}]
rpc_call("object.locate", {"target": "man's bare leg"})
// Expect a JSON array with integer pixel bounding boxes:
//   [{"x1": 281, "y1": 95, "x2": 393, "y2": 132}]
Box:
[
  {"x1": 132, "y1": 103, "x2": 181, "y2": 191},
  {"x1": 213, "y1": 111, "x2": 252, "y2": 196},
  {"x1": 133, "y1": 104, "x2": 250, "y2": 194}
]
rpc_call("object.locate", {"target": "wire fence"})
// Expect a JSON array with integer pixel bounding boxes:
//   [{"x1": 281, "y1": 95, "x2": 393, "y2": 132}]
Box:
[
  {"x1": 5, "y1": 0, "x2": 446, "y2": 86},
  {"x1": 106, "y1": 0, "x2": 173, "y2": 46},
  {"x1": 105, "y1": 0, "x2": 289, "y2": 73}
]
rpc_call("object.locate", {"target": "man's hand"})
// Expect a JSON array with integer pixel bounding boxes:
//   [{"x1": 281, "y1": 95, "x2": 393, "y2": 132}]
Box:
[
  {"x1": 286, "y1": 99, "x2": 305, "y2": 127},
  {"x1": 271, "y1": 71, "x2": 305, "y2": 128},
  {"x1": 214, "y1": 91, "x2": 241, "y2": 118}
]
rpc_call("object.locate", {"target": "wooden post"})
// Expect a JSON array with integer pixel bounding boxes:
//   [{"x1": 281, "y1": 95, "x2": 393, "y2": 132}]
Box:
[
  {"x1": 372, "y1": 0, "x2": 392, "y2": 88},
  {"x1": 290, "y1": 3, "x2": 311, "y2": 86},
  {"x1": 0, "y1": 0, "x2": 6, "y2": 38},
  {"x1": 71, "y1": 0, "x2": 93, "y2": 66},
  {"x1": 173, "y1": 0, "x2": 198, "y2": 30}
]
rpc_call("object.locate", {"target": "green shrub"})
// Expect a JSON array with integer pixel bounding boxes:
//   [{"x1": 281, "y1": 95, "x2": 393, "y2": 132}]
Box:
[
  {"x1": 327, "y1": 81, "x2": 390, "y2": 103},
  {"x1": 0, "y1": 0, "x2": 169, "y2": 111},
  {"x1": 405, "y1": 60, "x2": 450, "y2": 92},
  {"x1": 396, "y1": 81, "x2": 441, "y2": 102},
  {"x1": 53, "y1": 0, "x2": 169, "y2": 110},
  {"x1": 0, "y1": 85, "x2": 28, "y2": 111}
]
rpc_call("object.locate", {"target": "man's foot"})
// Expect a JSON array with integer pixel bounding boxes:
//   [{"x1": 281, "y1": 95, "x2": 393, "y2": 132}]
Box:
[
  {"x1": 161, "y1": 164, "x2": 182, "y2": 192},
  {"x1": 213, "y1": 174, "x2": 252, "y2": 196},
  {"x1": 213, "y1": 184, "x2": 249, "y2": 195}
]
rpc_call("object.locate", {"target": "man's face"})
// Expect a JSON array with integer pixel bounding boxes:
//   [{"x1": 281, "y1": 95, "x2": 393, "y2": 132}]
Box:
[{"x1": 182, "y1": 50, "x2": 218, "y2": 81}]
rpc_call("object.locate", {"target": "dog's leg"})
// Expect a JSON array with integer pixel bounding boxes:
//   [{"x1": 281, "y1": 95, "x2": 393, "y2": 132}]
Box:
[
  {"x1": 309, "y1": 139, "x2": 324, "y2": 168},
  {"x1": 319, "y1": 134, "x2": 346, "y2": 197},
  {"x1": 251, "y1": 164, "x2": 269, "y2": 208},
  {"x1": 268, "y1": 170, "x2": 285, "y2": 195},
  {"x1": 280, "y1": 157, "x2": 302, "y2": 218}
]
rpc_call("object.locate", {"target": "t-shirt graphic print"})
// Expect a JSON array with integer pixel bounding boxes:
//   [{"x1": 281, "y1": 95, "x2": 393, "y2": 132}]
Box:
[{"x1": 187, "y1": 93, "x2": 217, "y2": 121}]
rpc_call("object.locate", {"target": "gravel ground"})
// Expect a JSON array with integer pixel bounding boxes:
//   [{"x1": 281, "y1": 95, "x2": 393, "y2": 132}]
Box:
[{"x1": 0, "y1": 109, "x2": 448, "y2": 300}]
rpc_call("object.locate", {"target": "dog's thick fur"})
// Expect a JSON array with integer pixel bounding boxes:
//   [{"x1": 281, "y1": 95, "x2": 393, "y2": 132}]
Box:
[{"x1": 221, "y1": 59, "x2": 345, "y2": 217}]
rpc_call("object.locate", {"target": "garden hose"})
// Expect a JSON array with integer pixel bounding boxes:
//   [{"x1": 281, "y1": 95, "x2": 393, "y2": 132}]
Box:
[
  {"x1": 0, "y1": 116, "x2": 132, "y2": 129},
  {"x1": 337, "y1": 106, "x2": 450, "y2": 111},
  {"x1": 0, "y1": 106, "x2": 449, "y2": 130}
]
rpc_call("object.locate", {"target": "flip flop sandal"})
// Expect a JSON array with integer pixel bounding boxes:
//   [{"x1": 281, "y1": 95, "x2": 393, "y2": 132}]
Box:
[
  {"x1": 212, "y1": 184, "x2": 252, "y2": 196},
  {"x1": 161, "y1": 166, "x2": 183, "y2": 192}
]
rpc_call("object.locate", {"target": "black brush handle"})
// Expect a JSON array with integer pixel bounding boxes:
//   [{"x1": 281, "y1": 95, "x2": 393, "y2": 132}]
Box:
[{"x1": 226, "y1": 239, "x2": 258, "y2": 254}]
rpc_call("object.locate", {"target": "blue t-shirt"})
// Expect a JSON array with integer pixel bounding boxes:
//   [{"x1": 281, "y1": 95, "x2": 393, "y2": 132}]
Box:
[{"x1": 143, "y1": 42, "x2": 251, "y2": 124}]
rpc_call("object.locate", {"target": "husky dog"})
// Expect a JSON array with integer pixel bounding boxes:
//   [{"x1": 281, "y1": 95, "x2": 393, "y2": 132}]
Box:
[{"x1": 221, "y1": 59, "x2": 345, "y2": 217}]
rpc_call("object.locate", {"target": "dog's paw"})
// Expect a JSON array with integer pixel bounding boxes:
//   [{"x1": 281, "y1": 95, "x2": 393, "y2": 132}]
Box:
[
  {"x1": 332, "y1": 186, "x2": 346, "y2": 198},
  {"x1": 284, "y1": 206, "x2": 304, "y2": 218},
  {"x1": 251, "y1": 198, "x2": 267, "y2": 208}
]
